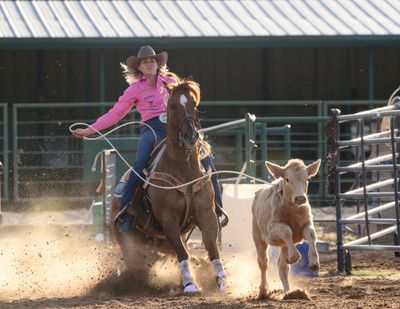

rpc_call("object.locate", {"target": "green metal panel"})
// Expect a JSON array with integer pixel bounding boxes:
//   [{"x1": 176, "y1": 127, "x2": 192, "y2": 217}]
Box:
[
  {"x1": 283, "y1": 125, "x2": 291, "y2": 161},
  {"x1": 203, "y1": 123, "x2": 291, "y2": 179},
  {"x1": 235, "y1": 132, "x2": 242, "y2": 172},
  {"x1": 0, "y1": 103, "x2": 8, "y2": 203},
  {"x1": 260, "y1": 123, "x2": 268, "y2": 178},
  {"x1": 99, "y1": 49, "x2": 106, "y2": 114},
  {"x1": 368, "y1": 47, "x2": 375, "y2": 101},
  {"x1": 257, "y1": 123, "x2": 292, "y2": 178},
  {"x1": 12, "y1": 104, "x2": 17, "y2": 203},
  {"x1": 83, "y1": 137, "x2": 139, "y2": 183},
  {"x1": 11, "y1": 102, "x2": 138, "y2": 204},
  {"x1": 7, "y1": 99, "x2": 388, "y2": 208},
  {"x1": 256, "y1": 116, "x2": 331, "y2": 201},
  {"x1": 201, "y1": 100, "x2": 386, "y2": 111},
  {"x1": 245, "y1": 113, "x2": 256, "y2": 179}
]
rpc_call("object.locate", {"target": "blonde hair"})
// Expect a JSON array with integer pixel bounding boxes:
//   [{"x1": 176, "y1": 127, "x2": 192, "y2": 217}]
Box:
[
  {"x1": 120, "y1": 62, "x2": 180, "y2": 85},
  {"x1": 381, "y1": 86, "x2": 400, "y2": 132}
]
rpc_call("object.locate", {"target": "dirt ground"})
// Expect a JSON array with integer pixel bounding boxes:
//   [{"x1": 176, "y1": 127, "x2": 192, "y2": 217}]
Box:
[{"x1": 0, "y1": 211, "x2": 399, "y2": 309}]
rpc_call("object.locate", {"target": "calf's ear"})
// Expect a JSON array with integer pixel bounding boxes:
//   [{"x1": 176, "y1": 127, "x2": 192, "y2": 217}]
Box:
[
  {"x1": 307, "y1": 159, "x2": 321, "y2": 177},
  {"x1": 265, "y1": 161, "x2": 285, "y2": 179}
]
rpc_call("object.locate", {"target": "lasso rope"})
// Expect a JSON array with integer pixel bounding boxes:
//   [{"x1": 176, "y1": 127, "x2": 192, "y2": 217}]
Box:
[
  {"x1": 69, "y1": 122, "x2": 269, "y2": 190},
  {"x1": 387, "y1": 85, "x2": 400, "y2": 107}
]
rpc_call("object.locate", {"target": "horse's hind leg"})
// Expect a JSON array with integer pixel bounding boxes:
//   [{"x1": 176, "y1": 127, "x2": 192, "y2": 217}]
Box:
[
  {"x1": 196, "y1": 207, "x2": 227, "y2": 292},
  {"x1": 162, "y1": 223, "x2": 199, "y2": 293}
]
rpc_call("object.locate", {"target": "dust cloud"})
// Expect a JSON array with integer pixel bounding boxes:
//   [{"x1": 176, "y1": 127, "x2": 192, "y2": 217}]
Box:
[
  {"x1": 220, "y1": 184, "x2": 286, "y2": 296},
  {"x1": 0, "y1": 226, "x2": 113, "y2": 300},
  {"x1": 0, "y1": 184, "x2": 286, "y2": 301}
]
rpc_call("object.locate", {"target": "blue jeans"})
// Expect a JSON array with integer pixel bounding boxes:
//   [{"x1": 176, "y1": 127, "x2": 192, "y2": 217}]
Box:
[
  {"x1": 201, "y1": 155, "x2": 223, "y2": 209},
  {"x1": 119, "y1": 117, "x2": 223, "y2": 212},
  {"x1": 120, "y1": 117, "x2": 167, "y2": 210}
]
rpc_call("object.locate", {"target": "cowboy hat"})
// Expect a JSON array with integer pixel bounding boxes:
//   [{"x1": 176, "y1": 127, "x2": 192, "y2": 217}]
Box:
[{"x1": 126, "y1": 46, "x2": 168, "y2": 69}]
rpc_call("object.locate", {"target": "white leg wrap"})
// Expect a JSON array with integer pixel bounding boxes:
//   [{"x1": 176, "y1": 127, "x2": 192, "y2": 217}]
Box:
[
  {"x1": 212, "y1": 259, "x2": 226, "y2": 277},
  {"x1": 212, "y1": 259, "x2": 227, "y2": 291},
  {"x1": 179, "y1": 260, "x2": 199, "y2": 293}
]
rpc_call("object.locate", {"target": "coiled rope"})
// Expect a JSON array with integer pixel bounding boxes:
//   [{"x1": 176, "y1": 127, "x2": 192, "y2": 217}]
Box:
[{"x1": 69, "y1": 122, "x2": 269, "y2": 190}]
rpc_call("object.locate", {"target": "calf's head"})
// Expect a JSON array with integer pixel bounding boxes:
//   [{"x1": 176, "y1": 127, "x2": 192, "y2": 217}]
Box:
[{"x1": 265, "y1": 159, "x2": 321, "y2": 205}]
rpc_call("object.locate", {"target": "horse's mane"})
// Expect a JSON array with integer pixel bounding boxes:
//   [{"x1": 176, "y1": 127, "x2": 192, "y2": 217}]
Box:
[
  {"x1": 167, "y1": 78, "x2": 211, "y2": 158},
  {"x1": 178, "y1": 80, "x2": 210, "y2": 158},
  {"x1": 199, "y1": 138, "x2": 211, "y2": 160},
  {"x1": 169, "y1": 79, "x2": 201, "y2": 106}
]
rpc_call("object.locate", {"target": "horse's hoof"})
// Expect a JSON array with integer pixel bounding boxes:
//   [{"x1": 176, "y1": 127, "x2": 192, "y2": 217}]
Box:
[
  {"x1": 217, "y1": 275, "x2": 227, "y2": 292},
  {"x1": 183, "y1": 283, "x2": 199, "y2": 293}
]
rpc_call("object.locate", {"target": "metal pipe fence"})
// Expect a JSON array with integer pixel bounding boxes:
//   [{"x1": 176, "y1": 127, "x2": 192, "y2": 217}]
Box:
[
  {"x1": 11, "y1": 102, "x2": 139, "y2": 204},
  {"x1": 0, "y1": 103, "x2": 8, "y2": 203},
  {"x1": 328, "y1": 105, "x2": 400, "y2": 273},
  {"x1": 256, "y1": 116, "x2": 330, "y2": 204},
  {"x1": 1, "y1": 99, "x2": 388, "y2": 208},
  {"x1": 202, "y1": 113, "x2": 291, "y2": 182}
]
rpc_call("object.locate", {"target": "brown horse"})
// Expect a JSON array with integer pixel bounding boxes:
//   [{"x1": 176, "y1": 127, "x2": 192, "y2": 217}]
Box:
[{"x1": 111, "y1": 80, "x2": 227, "y2": 293}]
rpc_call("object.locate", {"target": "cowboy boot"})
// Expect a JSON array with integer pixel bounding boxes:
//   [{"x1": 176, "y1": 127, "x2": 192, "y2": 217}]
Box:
[
  {"x1": 114, "y1": 204, "x2": 135, "y2": 233},
  {"x1": 117, "y1": 212, "x2": 134, "y2": 233}
]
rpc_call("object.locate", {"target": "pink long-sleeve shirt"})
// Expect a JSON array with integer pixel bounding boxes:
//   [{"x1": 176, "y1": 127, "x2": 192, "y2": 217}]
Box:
[{"x1": 91, "y1": 74, "x2": 176, "y2": 132}]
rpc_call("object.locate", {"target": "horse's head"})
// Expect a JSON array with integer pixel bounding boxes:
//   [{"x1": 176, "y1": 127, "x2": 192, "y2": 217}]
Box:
[{"x1": 167, "y1": 80, "x2": 201, "y2": 151}]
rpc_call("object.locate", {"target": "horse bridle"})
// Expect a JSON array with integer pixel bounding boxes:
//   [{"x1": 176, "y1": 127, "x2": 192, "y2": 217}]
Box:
[
  {"x1": 167, "y1": 84, "x2": 201, "y2": 152},
  {"x1": 177, "y1": 114, "x2": 201, "y2": 149}
]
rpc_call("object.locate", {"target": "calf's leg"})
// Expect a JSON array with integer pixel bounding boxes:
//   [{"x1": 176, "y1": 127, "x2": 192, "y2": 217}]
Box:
[
  {"x1": 303, "y1": 224, "x2": 320, "y2": 272},
  {"x1": 257, "y1": 242, "x2": 269, "y2": 298},
  {"x1": 252, "y1": 221, "x2": 269, "y2": 299},
  {"x1": 278, "y1": 246, "x2": 290, "y2": 292},
  {"x1": 269, "y1": 223, "x2": 300, "y2": 264}
]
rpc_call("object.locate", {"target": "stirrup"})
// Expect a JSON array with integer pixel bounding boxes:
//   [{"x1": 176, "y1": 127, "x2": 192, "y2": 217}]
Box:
[
  {"x1": 216, "y1": 204, "x2": 229, "y2": 228},
  {"x1": 113, "y1": 205, "x2": 129, "y2": 225},
  {"x1": 118, "y1": 214, "x2": 134, "y2": 233}
]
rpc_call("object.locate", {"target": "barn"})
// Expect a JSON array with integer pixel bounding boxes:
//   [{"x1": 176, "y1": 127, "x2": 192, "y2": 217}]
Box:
[
  {"x1": 0, "y1": 1, "x2": 400, "y2": 306},
  {"x1": 1, "y1": 0, "x2": 400, "y2": 206}
]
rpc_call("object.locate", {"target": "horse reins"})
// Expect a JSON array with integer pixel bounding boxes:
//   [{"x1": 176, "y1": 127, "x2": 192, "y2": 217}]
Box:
[{"x1": 177, "y1": 115, "x2": 200, "y2": 148}]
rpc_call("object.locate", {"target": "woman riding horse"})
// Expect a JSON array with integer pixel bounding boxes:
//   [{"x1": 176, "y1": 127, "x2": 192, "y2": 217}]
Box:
[
  {"x1": 72, "y1": 45, "x2": 226, "y2": 232},
  {"x1": 73, "y1": 45, "x2": 228, "y2": 293},
  {"x1": 132, "y1": 79, "x2": 227, "y2": 292}
]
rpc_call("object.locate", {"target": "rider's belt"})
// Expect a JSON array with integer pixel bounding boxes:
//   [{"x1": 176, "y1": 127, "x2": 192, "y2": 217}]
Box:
[{"x1": 158, "y1": 112, "x2": 167, "y2": 124}]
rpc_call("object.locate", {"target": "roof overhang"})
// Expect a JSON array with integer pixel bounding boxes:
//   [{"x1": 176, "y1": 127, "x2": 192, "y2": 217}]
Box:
[
  {"x1": 1, "y1": 0, "x2": 400, "y2": 50},
  {"x1": 2, "y1": 35, "x2": 400, "y2": 50}
]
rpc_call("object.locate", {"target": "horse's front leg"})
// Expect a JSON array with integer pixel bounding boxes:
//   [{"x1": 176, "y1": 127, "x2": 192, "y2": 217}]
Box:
[
  {"x1": 162, "y1": 218, "x2": 199, "y2": 293},
  {"x1": 194, "y1": 198, "x2": 227, "y2": 292},
  {"x1": 303, "y1": 223, "x2": 320, "y2": 272}
]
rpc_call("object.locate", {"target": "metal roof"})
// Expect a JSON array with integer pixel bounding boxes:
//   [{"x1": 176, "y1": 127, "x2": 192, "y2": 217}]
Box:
[{"x1": 1, "y1": 0, "x2": 400, "y2": 48}]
